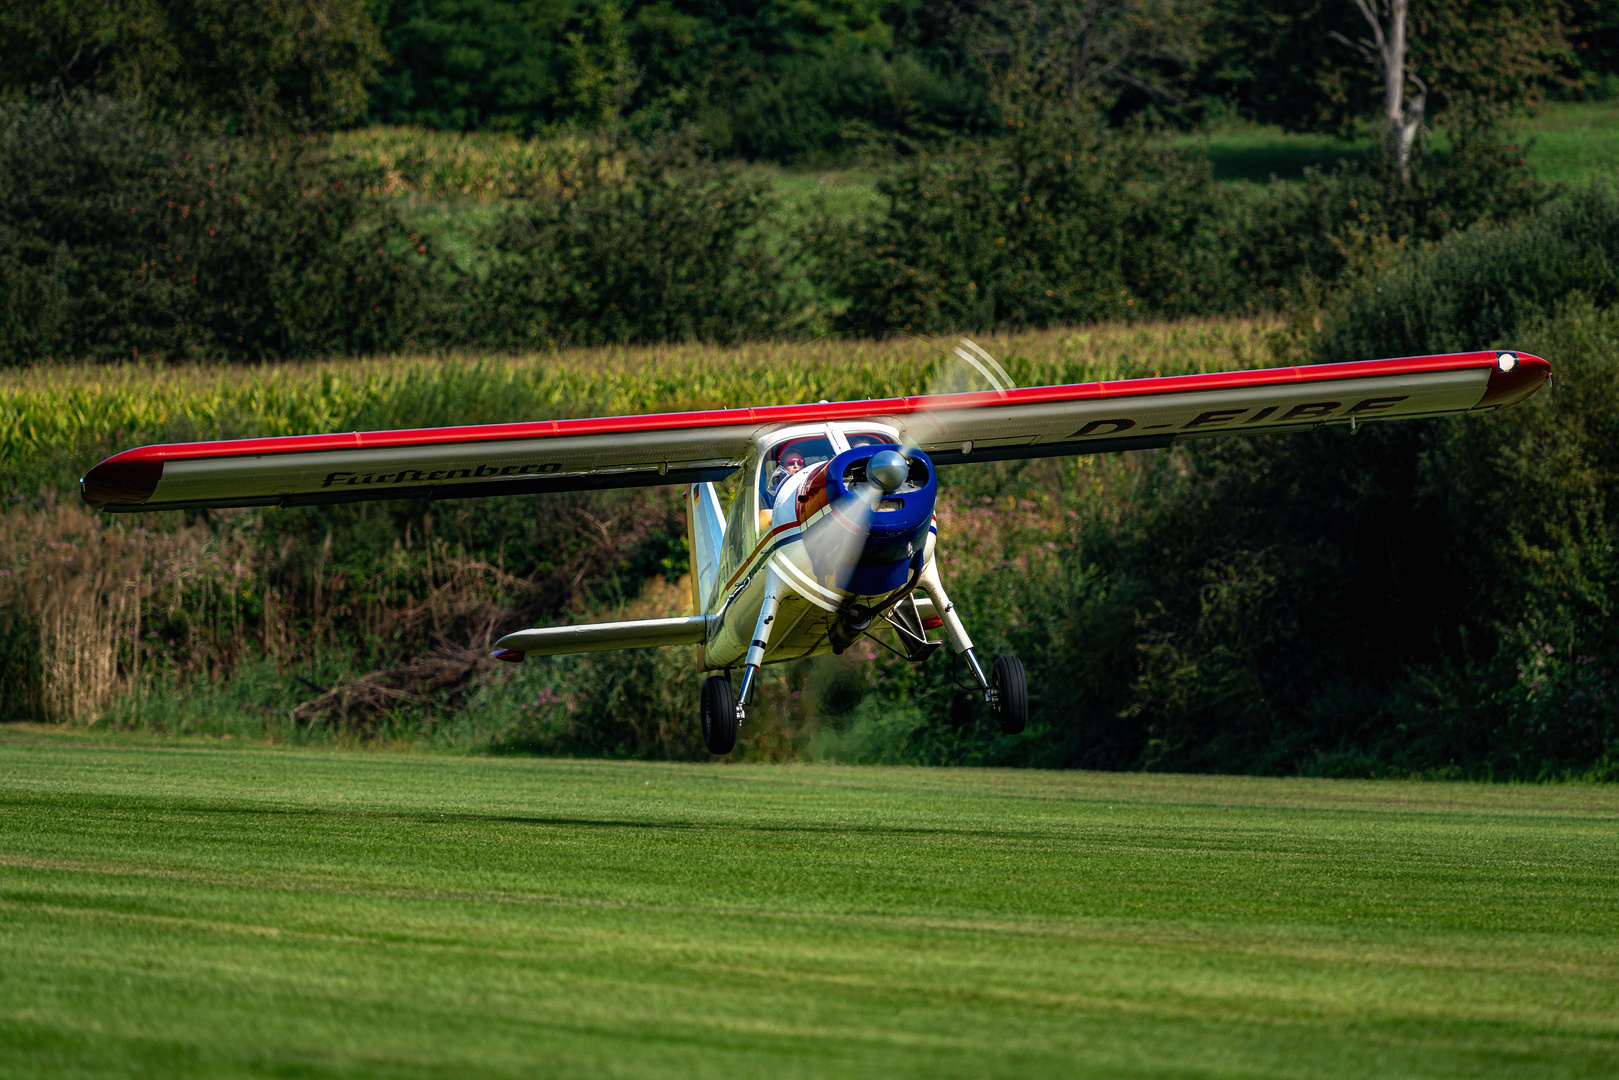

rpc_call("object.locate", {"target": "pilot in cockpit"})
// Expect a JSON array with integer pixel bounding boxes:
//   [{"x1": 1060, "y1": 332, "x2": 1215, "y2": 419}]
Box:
[{"x1": 766, "y1": 449, "x2": 807, "y2": 500}]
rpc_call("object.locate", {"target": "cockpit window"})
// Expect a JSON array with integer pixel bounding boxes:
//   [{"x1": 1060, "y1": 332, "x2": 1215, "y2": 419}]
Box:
[
  {"x1": 761, "y1": 437, "x2": 835, "y2": 506},
  {"x1": 845, "y1": 432, "x2": 888, "y2": 449}
]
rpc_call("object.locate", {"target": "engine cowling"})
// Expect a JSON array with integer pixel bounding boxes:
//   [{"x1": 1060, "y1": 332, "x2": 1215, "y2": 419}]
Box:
[{"x1": 789, "y1": 444, "x2": 936, "y2": 596}]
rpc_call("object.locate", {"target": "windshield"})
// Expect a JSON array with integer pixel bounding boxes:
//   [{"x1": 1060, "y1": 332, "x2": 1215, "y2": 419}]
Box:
[{"x1": 760, "y1": 436, "x2": 835, "y2": 507}]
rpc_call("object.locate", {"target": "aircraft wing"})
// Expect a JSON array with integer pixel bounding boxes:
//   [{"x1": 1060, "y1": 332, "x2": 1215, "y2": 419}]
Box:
[
  {"x1": 82, "y1": 410, "x2": 768, "y2": 512},
  {"x1": 81, "y1": 350, "x2": 1549, "y2": 512},
  {"x1": 890, "y1": 349, "x2": 1551, "y2": 466}
]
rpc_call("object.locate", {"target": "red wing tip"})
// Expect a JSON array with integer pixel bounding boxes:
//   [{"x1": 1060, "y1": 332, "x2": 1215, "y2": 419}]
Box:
[
  {"x1": 1476, "y1": 352, "x2": 1552, "y2": 410},
  {"x1": 80, "y1": 455, "x2": 163, "y2": 509},
  {"x1": 492, "y1": 649, "x2": 525, "y2": 664}
]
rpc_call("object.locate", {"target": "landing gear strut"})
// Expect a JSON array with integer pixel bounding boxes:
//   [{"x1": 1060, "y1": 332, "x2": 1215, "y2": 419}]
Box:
[
  {"x1": 917, "y1": 560, "x2": 1027, "y2": 734},
  {"x1": 733, "y1": 567, "x2": 782, "y2": 726}
]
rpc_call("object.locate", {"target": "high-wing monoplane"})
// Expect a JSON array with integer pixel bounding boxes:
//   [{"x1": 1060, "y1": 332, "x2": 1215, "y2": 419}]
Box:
[{"x1": 82, "y1": 346, "x2": 1551, "y2": 754}]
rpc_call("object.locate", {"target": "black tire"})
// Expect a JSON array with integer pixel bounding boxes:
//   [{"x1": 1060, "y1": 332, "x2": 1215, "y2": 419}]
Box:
[
  {"x1": 992, "y1": 655, "x2": 1027, "y2": 735},
  {"x1": 701, "y1": 675, "x2": 738, "y2": 755}
]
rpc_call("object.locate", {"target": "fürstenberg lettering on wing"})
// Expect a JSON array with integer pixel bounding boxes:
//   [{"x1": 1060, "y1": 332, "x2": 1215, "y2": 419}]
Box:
[{"x1": 320, "y1": 462, "x2": 564, "y2": 488}]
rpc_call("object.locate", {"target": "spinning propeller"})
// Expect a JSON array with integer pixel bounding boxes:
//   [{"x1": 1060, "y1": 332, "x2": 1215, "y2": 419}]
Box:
[
  {"x1": 815, "y1": 337, "x2": 1015, "y2": 632},
  {"x1": 806, "y1": 338, "x2": 1013, "y2": 654},
  {"x1": 834, "y1": 336, "x2": 1015, "y2": 585},
  {"x1": 922, "y1": 337, "x2": 1016, "y2": 397}
]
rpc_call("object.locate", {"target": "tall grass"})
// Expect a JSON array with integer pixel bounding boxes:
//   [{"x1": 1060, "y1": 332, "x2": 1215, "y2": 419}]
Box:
[{"x1": 0, "y1": 501, "x2": 258, "y2": 723}]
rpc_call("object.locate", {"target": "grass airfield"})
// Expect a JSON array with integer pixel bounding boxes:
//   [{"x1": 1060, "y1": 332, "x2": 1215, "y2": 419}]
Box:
[{"x1": 1, "y1": 731, "x2": 1615, "y2": 1079}]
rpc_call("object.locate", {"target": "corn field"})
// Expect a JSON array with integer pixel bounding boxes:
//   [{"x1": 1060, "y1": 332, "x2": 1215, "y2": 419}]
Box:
[{"x1": 2, "y1": 319, "x2": 1278, "y2": 481}]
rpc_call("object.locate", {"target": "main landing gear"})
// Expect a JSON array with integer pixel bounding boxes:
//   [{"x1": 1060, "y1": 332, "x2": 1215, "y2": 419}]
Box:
[
  {"x1": 701, "y1": 675, "x2": 738, "y2": 755},
  {"x1": 990, "y1": 654, "x2": 1028, "y2": 735},
  {"x1": 917, "y1": 561, "x2": 1027, "y2": 735},
  {"x1": 701, "y1": 566, "x2": 781, "y2": 756},
  {"x1": 700, "y1": 563, "x2": 1027, "y2": 755}
]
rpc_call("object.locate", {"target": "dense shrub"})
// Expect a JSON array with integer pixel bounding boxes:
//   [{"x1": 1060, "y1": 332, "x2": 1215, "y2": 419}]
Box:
[
  {"x1": 808, "y1": 111, "x2": 1550, "y2": 336},
  {"x1": 728, "y1": 50, "x2": 994, "y2": 163},
  {"x1": 0, "y1": 96, "x2": 182, "y2": 361},
  {"x1": 0, "y1": 95, "x2": 818, "y2": 362},
  {"x1": 1028, "y1": 197, "x2": 1619, "y2": 778},
  {"x1": 1313, "y1": 185, "x2": 1619, "y2": 364},
  {"x1": 0, "y1": 0, "x2": 385, "y2": 133},
  {"x1": 144, "y1": 136, "x2": 436, "y2": 360},
  {"x1": 467, "y1": 156, "x2": 811, "y2": 348},
  {"x1": 811, "y1": 115, "x2": 1246, "y2": 334},
  {"x1": 0, "y1": 95, "x2": 430, "y2": 364},
  {"x1": 1086, "y1": 297, "x2": 1619, "y2": 779},
  {"x1": 1231, "y1": 116, "x2": 1550, "y2": 297}
]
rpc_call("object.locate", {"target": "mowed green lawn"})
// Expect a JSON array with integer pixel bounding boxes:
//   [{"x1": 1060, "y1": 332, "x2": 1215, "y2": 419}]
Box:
[{"x1": 1, "y1": 732, "x2": 1615, "y2": 1079}]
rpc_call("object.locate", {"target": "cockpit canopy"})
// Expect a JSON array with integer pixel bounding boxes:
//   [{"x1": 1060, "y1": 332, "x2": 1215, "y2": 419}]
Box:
[{"x1": 758, "y1": 428, "x2": 892, "y2": 508}]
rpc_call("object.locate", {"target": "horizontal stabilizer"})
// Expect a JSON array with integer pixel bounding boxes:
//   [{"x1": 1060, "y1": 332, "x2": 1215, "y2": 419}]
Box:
[{"x1": 494, "y1": 615, "x2": 710, "y2": 658}]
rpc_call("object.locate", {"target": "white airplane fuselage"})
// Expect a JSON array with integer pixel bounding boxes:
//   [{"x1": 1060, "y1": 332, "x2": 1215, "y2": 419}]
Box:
[{"x1": 692, "y1": 421, "x2": 942, "y2": 672}]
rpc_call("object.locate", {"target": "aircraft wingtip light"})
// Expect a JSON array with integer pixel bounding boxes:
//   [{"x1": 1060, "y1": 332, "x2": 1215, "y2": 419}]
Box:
[{"x1": 1476, "y1": 351, "x2": 1550, "y2": 410}]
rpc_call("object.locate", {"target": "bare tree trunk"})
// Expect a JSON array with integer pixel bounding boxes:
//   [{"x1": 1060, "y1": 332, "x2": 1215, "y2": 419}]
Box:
[{"x1": 1331, "y1": 0, "x2": 1427, "y2": 180}]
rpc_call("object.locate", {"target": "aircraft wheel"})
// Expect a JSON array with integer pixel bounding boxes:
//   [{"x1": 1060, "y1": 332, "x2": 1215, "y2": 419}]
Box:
[
  {"x1": 992, "y1": 656, "x2": 1027, "y2": 735},
  {"x1": 701, "y1": 675, "x2": 738, "y2": 755}
]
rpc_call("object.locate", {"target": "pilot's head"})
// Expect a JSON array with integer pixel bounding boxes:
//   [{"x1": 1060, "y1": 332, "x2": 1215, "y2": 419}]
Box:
[{"x1": 782, "y1": 450, "x2": 806, "y2": 473}]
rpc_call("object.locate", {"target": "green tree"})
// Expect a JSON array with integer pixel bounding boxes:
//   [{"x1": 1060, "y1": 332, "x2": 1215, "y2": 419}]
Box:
[
  {"x1": 367, "y1": 0, "x2": 572, "y2": 131},
  {"x1": 0, "y1": 1, "x2": 176, "y2": 103},
  {"x1": 0, "y1": 0, "x2": 385, "y2": 131},
  {"x1": 364, "y1": 0, "x2": 983, "y2": 154},
  {"x1": 1566, "y1": 0, "x2": 1619, "y2": 96},
  {"x1": 563, "y1": 0, "x2": 638, "y2": 145}
]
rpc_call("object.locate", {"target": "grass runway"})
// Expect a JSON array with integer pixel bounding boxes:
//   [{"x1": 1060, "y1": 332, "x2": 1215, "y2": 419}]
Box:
[{"x1": 1, "y1": 731, "x2": 1615, "y2": 1079}]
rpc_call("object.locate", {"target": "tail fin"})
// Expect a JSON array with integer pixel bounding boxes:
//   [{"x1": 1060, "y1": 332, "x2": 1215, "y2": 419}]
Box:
[{"x1": 685, "y1": 482, "x2": 725, "y2": 614}]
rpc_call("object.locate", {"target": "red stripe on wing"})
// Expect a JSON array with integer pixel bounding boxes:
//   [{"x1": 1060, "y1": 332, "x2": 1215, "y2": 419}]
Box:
[
  {"x1": 80, "y1": 351, "x2": 1549, "y2": 510},
  {"x1": 89, "y1": 352, "x2": 1532, "y2": 467}
]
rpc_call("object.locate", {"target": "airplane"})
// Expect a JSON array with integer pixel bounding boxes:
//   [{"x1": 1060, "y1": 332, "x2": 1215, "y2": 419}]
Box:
[{"x1": 81, "y1": 345, "x2": 1551, "y2": 755}]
